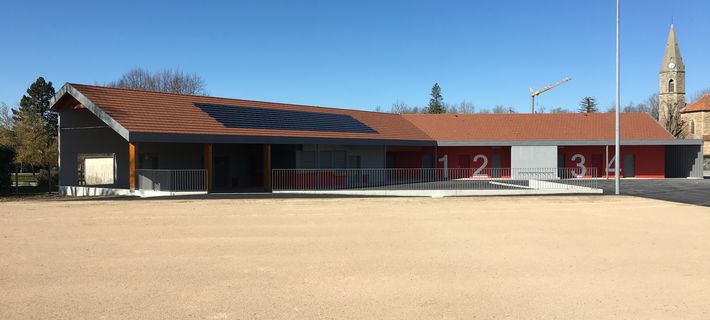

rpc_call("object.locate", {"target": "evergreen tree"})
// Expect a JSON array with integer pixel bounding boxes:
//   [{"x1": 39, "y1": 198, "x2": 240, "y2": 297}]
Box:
[
  {"x1": 12, "y1": 78, "x2": 58, "y2": 191},
  {"x1": 578, "y1": 96, "x2": 598, "y2": 113},
  {"x1": 12, "y1": 77, "x2": 57, "y2": 136},
  {"x1": 427, "y1": 83, "x2": 445, "y2": 114}
]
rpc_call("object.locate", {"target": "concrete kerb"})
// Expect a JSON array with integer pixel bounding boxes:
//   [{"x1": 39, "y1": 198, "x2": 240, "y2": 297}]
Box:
[{"x1": 274, "y1": 187, "x2": 603, "y2": 198}]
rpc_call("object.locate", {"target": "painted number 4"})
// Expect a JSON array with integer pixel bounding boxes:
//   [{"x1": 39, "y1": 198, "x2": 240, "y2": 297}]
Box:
[{"x1": 571, "y1": 154, "x2": 587, "y2": 178}]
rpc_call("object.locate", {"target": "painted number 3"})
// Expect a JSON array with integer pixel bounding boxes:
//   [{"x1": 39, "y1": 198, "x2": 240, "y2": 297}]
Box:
[{"x1": 571, "y1": 154, "x2": 587, "y2": 177}]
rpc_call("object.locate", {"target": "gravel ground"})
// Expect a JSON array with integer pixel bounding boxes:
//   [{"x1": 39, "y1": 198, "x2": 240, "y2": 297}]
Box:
[{"x1": 1, "y1": 196, "x2": 709, "y2": 319}]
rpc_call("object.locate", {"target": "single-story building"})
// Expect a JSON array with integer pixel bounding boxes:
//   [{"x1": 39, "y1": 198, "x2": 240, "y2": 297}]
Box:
[{"x1": 49, "y1": 83, "x2": 704, "y2": 196}]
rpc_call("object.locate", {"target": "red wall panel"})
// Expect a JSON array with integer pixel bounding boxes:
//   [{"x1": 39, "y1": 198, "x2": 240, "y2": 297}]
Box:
[
  {"x1": 388, "y1": 145, "x2": 665, "y2": 178},
  {"x1": 435, "y1": 146, "x2": 511, "y2": 169},
  {"x1": 558, "y1": 145, "x2": 664, "y2": 178}
]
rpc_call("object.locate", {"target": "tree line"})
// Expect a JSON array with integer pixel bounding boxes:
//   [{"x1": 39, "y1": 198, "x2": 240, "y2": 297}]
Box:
[
  {"x1": 387, "y1": 83, "x2": 684, "y2": 118},
  {"x1": 385, "y1": 82, "x2": 703, "y2": 139},
  {"x1": 390, "y1": 83, "x2": 517, "y2": 114}
]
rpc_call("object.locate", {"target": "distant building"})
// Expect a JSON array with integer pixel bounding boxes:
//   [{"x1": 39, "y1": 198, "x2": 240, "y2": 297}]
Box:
[
  {"x1": 668, "y1": 24, "x2": 710, "y2": 156},
  {"x1": 683, "y1": 94, "x2": 710, "y2": 154},
  {"x1": 659, "y1": 24, "x2": 686, "y2": 125}
]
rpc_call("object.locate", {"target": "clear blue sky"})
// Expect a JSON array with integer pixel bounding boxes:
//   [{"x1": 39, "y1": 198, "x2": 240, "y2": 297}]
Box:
[{"x1": 1, "y1": 0, "x2": 709, "y2": 113}]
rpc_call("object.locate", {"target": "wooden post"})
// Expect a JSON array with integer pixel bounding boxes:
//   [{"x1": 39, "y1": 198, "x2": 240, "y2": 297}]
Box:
[
  {"x1": 204, "y1": 144, "x2": 213, "y2": 193},
  {"x1": 129, "y1": 142, "x2": 137, "y2": 190},
  {"x1": 263, "y1": 144, "x2": 272, "y2": 191}
]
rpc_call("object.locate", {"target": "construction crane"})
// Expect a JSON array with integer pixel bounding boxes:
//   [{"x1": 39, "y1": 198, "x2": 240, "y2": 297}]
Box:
[{"x1": 529, "y1": 77, "x2": 572, "y2": 113}]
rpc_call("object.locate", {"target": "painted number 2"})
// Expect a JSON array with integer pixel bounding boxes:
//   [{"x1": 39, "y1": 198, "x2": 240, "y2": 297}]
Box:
[
  {"x1": 473, "y1": 154, "x2": 488, "y2": 175},
  {"x1": 571, "y1": 154, "x2": 587, "y2": 177}
]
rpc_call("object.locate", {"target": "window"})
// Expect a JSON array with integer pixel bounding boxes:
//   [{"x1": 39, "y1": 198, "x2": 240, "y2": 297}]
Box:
[
  {"x1": 690, "y1": 120, "x2": 695, "y2": 135},
  {"x1": 77, "y1": 153, "x2": 115, "y2": 185},
  {"x1": 668, "y1": 79, "x2": 675, "y2": 93}
]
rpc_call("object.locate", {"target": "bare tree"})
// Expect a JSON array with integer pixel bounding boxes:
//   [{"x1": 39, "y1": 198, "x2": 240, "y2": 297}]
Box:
[
  {"x1": 107, "y1": 68, "x2": 208, "y2": 95},
  {"x1": 441, "y1": 100, "x2": 475, "y2": 114},
  {"x1": 548, "y1": 107, "x2": 571, "y2": 114},
  {"x1": 455, "y1": 100, "x2": 475, "y2": 114},
  {"x1": 622, "y1": 100, "x2": 659, "y2": 120},
  {"x1": 394, "y1": 99, "x2": 476, "y2": 114},
  {"x1": 661, "y1": 101, "x2": 686, "y2": 138},
  {"x1": 690, "y1": 88, "x2": 710, "y2": 103},
  {"x1": 390, "y1": 100, "x2": 426, "y2": 114},
  {"x1": 0, "y1": 102, "x2": 14, "y2": 130},
  {"x1": 492, "y1": 105, "x2": 515, "y2": 114},
  {"x1": 444, "y1": 102, "x2": 457, "y2": 114},
  {"x1": 390, "y1": 100, "x2": 408, "y2": 114},
  {"x1": 646, "y1": 94, "x2": 660, "y2": 120},
  {"x1": 0, "y1": 102, "x2": 14, "y2": 147}
]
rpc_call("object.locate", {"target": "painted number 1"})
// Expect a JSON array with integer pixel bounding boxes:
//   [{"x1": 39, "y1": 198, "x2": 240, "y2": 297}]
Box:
[{"x1": 571, "y1": 154, "x2": 587, "y2": 177}]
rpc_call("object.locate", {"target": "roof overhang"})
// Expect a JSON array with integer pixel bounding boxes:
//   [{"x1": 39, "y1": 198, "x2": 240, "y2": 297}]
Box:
[
  {"x1": 129, "y1": 131, "x2": 436, "y2": 147},
  {"x1": 436, "y1": 139, "x2": 703, "y2": 147},
  {"x1": 50, "y1": 83, "x2": 130, "y2": 141}
]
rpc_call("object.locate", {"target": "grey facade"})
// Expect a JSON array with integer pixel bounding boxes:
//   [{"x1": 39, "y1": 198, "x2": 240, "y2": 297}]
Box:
[
  {"x1": 665, "y1": 145, "x2": 704, "y2": 178},
  {"x1": 59, "y1": 108, "x2": 130, "y2": 189}
]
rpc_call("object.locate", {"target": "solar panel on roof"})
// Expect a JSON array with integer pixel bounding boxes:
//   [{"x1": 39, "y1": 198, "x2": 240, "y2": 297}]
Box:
[{"x1": 195, "y1": 103, "x2": 378, "y2": 134}]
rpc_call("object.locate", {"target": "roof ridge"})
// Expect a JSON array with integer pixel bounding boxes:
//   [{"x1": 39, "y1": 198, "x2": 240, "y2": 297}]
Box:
[{"x1": 68, "y1": 83, "x2": 393, "y2": 116}]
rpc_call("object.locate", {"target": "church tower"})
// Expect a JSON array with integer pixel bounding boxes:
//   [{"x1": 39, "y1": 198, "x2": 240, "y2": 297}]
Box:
[{"x1": 659, "y1": 24, "x2": 686, "y2": 125}]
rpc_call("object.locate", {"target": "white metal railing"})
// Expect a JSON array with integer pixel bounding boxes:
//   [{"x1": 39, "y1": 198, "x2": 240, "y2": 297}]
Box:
[
  {"x1": 137, "y1": 169, "x2": 207, "y2": 192},
  {"x1": 272, "y1": 167, "x2": 599, "y2": 191}
]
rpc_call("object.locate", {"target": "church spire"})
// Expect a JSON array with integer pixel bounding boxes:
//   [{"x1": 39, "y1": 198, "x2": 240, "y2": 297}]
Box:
[
  {"x1": 658, "y1": 24, "x2": 686, "y2": 126},
  {"x1": 660, "y1": 24, "x2": 684, "y2": 72}
]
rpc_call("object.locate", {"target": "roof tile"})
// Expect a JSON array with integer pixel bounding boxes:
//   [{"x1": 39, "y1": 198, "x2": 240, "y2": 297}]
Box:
[
  {"x1": 68, "y1": 84, "x2": 432, "y2": 142},
  {"x1": 402, "y1": 113, "x2": 673, "y2": 141},
  {"x1": 60, "y1": 84, "x2": 675, "y2": 143},
  {"x1": 684, "y1": 94, "x2": 710, "y2": 113}
]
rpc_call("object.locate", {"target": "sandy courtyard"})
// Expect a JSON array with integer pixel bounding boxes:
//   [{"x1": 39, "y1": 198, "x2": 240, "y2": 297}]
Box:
[{"x1": 1, "y1": 195, "x2": 709, "y2": 319}]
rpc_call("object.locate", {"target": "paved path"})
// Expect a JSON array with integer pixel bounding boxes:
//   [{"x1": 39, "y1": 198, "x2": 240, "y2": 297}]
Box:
[{"x1": 597, "y1": 178, "x2": 710, "y2": 206}]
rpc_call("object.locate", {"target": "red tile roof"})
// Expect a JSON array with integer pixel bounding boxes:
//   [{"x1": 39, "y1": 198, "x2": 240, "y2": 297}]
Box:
[
  {"x1": 66, "y1": 84, "x2": 432, "y2": 142},
  {"x1": 683, "y1": 94, "x2": 710, "y2": 113},
  {"x1": 402, "y1": 113, "x2": 674, "y2": 141},
  {"x1": 55, "y1": 84, "x2": 676, "y2": 144}
]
